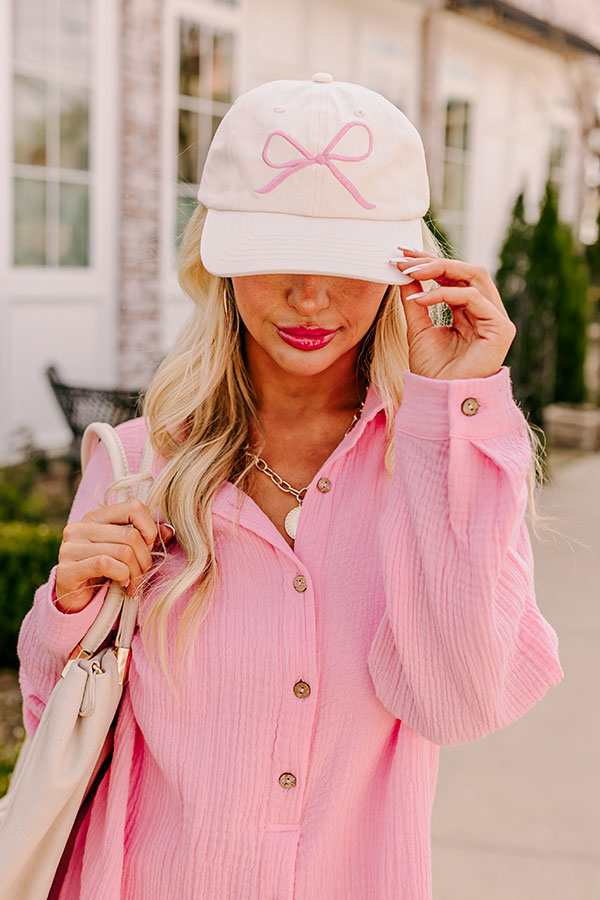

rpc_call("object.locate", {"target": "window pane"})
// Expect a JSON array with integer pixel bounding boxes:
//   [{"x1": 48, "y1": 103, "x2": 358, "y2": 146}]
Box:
[
  {"x1": 14, "y1": 178, "x2": 46, "y2": 266},
  {"x1": 59, "y1": 182, "x2": 89, "y2": 266},
  {"x1": 13, "y1": 0, "x2": 47, "y2": 64},
  {"x1": 442, "y1": 159, "x2": 466, "y2": 212},
  {"x1": 59, "y1": 83, "x2": 90, "y2": 170},
  {"x1": 180, "y1": 22, "x2": 199, "y2": 98},
  {"x1": 178, "y1": 109, "x2": 199, "y2": 184},
  {"x1": 445, "y1": 100, "x2": 469, "y2": 151},
  {"x1": 213, "y1": 32, "x2": 234, "y2": 103},
  {"x1": 197, "y1": 27, "x2": 214, "y2": 100},
  {"x1": 14, "y1": 75, "x2": 47, "y2": 166},
  {"x1": 461, "y1": 103, "x2": 470, "y2": 152},
  {"x1": 179, "y1": 22, "x2": 213, "y2": 99},
  {"x1": 59, "y1": 0, "x2": 91, "y2": 72},
  {"x1": 549, "y1": 127, "x2": 566, "y2": 170}
]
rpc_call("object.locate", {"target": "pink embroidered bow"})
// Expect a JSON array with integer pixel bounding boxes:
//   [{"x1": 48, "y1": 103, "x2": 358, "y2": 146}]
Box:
[{"x1": 254, "y1": 121, "x2": 376, "y2": 210}]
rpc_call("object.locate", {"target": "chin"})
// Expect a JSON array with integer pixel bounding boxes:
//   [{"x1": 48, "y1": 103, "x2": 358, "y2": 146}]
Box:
[{"x1": 274, "y1": 347, "x2": 341, "y2": 377}]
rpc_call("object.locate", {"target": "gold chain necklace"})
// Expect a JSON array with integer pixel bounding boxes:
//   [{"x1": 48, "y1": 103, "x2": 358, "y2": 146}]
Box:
[{"x1": 245, "y1": 398, "x2": 366, "y2": 541}]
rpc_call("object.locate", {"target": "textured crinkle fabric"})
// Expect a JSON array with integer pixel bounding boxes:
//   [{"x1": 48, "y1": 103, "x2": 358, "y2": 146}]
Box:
[{"x1": 17, "y1": 365, "x2": 564, "y2": 900}]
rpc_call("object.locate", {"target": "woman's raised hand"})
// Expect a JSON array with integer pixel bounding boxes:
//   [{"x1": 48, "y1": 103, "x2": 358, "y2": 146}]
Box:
[
  {"x1": 391, "y1": 248, "x2": 517, "y2": 380},
  {"x1": 55, "y1": 499, "x2": 174, "y2": 614}
]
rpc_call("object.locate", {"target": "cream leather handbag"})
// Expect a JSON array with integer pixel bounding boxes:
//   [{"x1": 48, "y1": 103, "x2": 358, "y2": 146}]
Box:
[{"x1": 0, "y1": 422, "x2": 153, "y2": 900}]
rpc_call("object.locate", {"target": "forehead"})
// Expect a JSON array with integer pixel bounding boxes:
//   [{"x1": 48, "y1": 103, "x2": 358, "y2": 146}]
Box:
[{"x1": 230, "y1": 273, "x2": 387, "y2": 292}]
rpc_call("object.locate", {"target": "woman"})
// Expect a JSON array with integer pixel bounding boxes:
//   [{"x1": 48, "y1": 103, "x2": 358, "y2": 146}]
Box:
[{"x1": 17, "y1": 74, "x2": 563, "y2": 899}]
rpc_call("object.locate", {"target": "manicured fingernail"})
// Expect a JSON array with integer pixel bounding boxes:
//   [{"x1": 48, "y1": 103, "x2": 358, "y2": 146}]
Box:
[
  {"x1": 160, "y1": 523, "x2": 176, "y2": 539},
  {"x1": 402, "y1": 264, "x2": 431, "y2": 275},
  {"x1": 409, "y1": 291, "x2": 428, "y2": 299},
  {"x1": 388, "y1": 255, "x2": 409, "y2": 263}
]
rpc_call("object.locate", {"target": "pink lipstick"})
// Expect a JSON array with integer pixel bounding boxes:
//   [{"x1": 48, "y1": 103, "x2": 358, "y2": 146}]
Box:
[{"x1": 276, "y1": 326, "x2": 338, "y2": 351}]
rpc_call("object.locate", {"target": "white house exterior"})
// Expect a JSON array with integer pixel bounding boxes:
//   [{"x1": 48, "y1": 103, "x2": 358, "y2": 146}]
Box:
[{"x1": 1, "y1": 0, "x2": 599, "y2": 460}]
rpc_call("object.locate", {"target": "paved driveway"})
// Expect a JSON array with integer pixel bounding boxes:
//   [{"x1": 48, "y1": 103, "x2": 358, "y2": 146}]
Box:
[{"x1": 431, "y1": 451, "x2": 600, "y2": 899}]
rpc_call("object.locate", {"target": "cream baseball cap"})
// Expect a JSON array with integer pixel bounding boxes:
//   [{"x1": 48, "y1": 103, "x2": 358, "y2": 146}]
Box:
[{"x1": 198, "y1": 72, "x2": 430, "y2": 285}]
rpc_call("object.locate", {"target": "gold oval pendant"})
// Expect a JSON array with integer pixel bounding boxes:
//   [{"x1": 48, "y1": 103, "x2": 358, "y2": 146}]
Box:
[{"x1": 284, "y1": 505, "x2": 301, "y2": 540}]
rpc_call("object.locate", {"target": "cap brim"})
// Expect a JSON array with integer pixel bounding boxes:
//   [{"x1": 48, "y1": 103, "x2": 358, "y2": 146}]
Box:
[{"x1": 200, "y1": 210, "x2": 423, "y2": 285}]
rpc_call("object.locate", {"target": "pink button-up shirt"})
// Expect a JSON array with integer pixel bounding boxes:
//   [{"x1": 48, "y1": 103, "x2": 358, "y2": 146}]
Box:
[{"x1": 17, "y1": 366, "x2": 563, "y2": 899}]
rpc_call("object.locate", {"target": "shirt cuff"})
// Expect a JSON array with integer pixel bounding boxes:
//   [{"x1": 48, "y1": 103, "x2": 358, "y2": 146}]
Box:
[
  {"x1": 396, "y1": 365, "x2": 527, "y2": 440},
  {"x1": 38, "y1": 566, "x2": 111, "y2": 657}
]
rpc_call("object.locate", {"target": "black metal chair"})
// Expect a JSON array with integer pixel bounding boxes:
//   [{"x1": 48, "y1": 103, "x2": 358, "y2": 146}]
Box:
[{"x1": 46, "y1": 365, "x2": 143, "y2": 477}]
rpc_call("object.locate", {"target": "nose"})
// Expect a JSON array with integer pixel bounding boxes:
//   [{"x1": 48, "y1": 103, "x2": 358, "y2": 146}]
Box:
[{"x1": 286, "y1": 275, "x2": 330, "y2": 316}]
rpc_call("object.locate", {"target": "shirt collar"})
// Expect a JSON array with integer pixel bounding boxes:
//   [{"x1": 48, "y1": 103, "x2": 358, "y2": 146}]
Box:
[
  {"x1": 212, "y1": 383, "x2": 386, "y2": 537},
  {"x1": 151, "y1": 383, "x2": 387, "y2": 551}
]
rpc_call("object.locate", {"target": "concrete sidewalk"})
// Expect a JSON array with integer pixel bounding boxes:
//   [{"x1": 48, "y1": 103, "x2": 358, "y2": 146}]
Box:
[{"x1": 431, "y1": 451, "x2": 600, "y2": 899}]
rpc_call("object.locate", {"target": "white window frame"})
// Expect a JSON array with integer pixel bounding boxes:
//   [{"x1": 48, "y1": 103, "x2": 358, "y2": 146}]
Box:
[
  {"x1": 160, "y1": 0, "x2": 244, "y2": 346},
  {"x1": 547, "y1": 122, "x2": 571, "y2": 216},
  {"x1": 439, "y1": 96, "x2": 473, "y2": 257},
  {"x1": 1, "y1": 0, "x2": 120, "y2": 300}
]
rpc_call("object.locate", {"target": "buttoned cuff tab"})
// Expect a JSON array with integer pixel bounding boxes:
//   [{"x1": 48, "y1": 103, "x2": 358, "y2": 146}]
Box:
[
  {"x1": 396, "y1": 366, "x2": 526, "y2": 440},
  {"x1": 39, "y1": 566, "x2": 110, "y2": 656}
]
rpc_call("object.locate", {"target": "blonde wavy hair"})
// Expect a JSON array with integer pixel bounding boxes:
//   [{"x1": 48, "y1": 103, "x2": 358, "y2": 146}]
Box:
[{"x1": 123, "y1": 204, "x2": 552, "y2": 694}]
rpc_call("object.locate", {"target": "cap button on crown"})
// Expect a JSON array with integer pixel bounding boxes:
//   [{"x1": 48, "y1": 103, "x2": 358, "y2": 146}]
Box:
[{"x1": 312, "y1": 72, "x2": 333, "y2": 83}]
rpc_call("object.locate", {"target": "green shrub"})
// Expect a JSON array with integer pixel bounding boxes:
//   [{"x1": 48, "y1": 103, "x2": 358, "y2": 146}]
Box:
[
  {"x1": 0, "y1": 466, "x2": 49, "y2": 523},
  {"x1": 495, "y1": 191, "x2": 533, "y2": 396},
  {"x1": 554, "y1": 220, "x2": 590, "y2": 405},
  {"x1": 585, "y1": 208, "x2": 600, "y2": 289},
  {"x1": 0, "y1": 522, "x2": 62, "y2": 668},
  {"x1": 0, "y1": 730, "x2": 25, "y2": 798},
  {"x1": 495, "y1": 183, "x2": 593, "y2": 426},
  {"x1": 527, "y1": 182, "x2": 590, "y2": 417}
]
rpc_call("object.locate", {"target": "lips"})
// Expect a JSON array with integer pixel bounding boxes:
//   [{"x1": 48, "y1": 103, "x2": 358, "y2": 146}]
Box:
[
  {"x1": 278, "y1": 326, "x2": 337, "y2": 337},
  {"x1": 276, "y1": 325, "x2": 339, "y2": 352}
]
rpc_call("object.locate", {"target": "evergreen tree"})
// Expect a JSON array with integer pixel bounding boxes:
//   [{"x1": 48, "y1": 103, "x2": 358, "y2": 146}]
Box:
[
  {"x1": 494, "y1": 192, "x2": 533, "y2": 398},
  {"x1": 554, "y1": 221, "x2": 590, "y2": 404},
  {"x1": 525, "y1": 181, "x2": 590, "y2": 419},
  {"x1": 524, "y1": 182, "x2": 563, "y2": 424},
  {"x1": 584, "y1": 208, "x2": 600, "y2": 331},
  {"x1": 584, "y1": 207, "x2": 600, "y2": 288}
]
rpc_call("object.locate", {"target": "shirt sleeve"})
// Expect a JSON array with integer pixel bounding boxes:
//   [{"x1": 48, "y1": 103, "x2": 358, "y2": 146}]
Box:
[
  {"x1": 367, "y1": 365, "x2": 564, "y2": 746},
  {"x1": 16, "y1": 426, "x2": 136, "y2": 739}
]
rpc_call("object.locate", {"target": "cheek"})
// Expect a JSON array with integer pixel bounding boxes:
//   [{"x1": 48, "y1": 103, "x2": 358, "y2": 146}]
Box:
[
  {"x1": 343, "y1": 291, "x2": 387, "y2": 339},
  {"x1": 232, "y1": 295, "x2": 272, "y2": 341}
]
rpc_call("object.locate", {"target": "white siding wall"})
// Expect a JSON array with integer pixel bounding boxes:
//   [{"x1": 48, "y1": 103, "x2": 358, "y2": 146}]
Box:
[
  {"x1": 242, "y1": 0, "x2": 422, "y2": 112},
  {"x1": 438, "y1": 10, "x2": 581, "y2": 272},
  {"x1": 0, "y1": 0, "x2": 121, "y2": 461}
]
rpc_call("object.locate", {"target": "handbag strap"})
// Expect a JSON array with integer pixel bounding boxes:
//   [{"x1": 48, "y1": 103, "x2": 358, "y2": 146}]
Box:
[
  {"x1": 80, "y1": 423, "x2": 133, "y2": 502},
  {"x1": 115, "y1": 433, "x2": 154, "y2": 651},
  {"x1": 68, "y1": 422, "x2": 154, "y2": 662}
]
